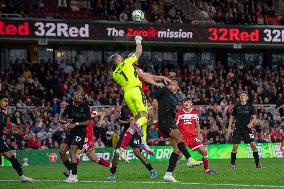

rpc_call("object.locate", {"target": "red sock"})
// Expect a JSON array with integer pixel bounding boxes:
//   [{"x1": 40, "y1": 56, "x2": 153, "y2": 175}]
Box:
[
  {"x1": 120, "y1": 129, "x2": 134, "y2": 149},
  {"x1": 202, "y1": 156, "x2": 209, "y2": 170},
  {"x1": 97, "y1": 158, "x2": 111, "y2": 168}
]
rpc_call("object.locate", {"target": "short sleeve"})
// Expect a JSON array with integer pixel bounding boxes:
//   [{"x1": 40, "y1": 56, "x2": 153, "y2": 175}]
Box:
[{"x1": 124, "y1": 54, "x2": 138, "y2": 66}]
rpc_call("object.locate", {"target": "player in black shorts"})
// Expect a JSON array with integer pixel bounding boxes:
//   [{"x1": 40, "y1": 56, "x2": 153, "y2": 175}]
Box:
[
  {"x1": 228, "y1": 91, "x2": 262, "y2": 169},
  {"x1": 59, "y1": 91, "x2": 91, "y2": 183},
  {"x1": 151, "y1": 79, "x2": 193, "y2": 183},
  {"x1": 0, "y1": 94, "x2": 33, "y2": 183},
  {"x1": 106, "y1": 104, "x2": 157, "y2": 180}
]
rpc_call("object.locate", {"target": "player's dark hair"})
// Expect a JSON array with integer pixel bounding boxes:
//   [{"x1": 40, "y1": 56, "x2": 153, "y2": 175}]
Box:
[
  {"x1": 239, "y1": 91, "x2": 248, "y2": 96},
  {"x1": 109, "y1": 54, "x2": 119, "y2": 66}
]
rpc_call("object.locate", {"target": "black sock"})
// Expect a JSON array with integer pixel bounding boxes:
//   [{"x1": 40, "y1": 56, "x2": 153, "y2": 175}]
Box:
[
  {"x1": 145, "y1": 163, "x2": 153, "y2": 171},
  {"x1": 63, "y1": 160, "x2": 72, "y2": 171},
  {"x1": 71, "y1": 163, "x2": 77, "y2": 175},
  {"x1": 110, "y1": 167, "x2": 117, "y2": 174},
  {"x1": 8, "y1": 155, "x2": 23, "y2": 176},
  {"x1": 177, "y1": 142, "x2": 191, "y2": 160},
  {"x1": 253, "y1": 151, "x2": 260, "y2": 166},
  {"x1": 231, "y1": 152, "x2": 236, "y2": 165},
  {"x1": 167, "y1": 152, "x2": 179, "y2": 172}
]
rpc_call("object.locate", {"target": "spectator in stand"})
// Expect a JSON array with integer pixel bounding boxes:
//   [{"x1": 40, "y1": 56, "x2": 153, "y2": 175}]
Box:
[
  {"x1": 94, "y1": 137, "x2": 106, "y2": 148},
  {"x1": 69, "y1": 0, "x2": 80, "y2": 11},
  {"x1": 28, "y1": 133, "x2": 41, "y2": 149},
  {"x1": 106, "y1": 126, "x2": 115, "y2": 146},
  {"x1": 58, "y1": 0, "x2": 68, "y2": 9}
]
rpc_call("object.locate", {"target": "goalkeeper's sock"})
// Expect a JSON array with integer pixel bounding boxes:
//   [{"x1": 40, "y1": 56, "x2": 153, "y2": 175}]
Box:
[
  {"x1": 177, "y1": 142, "x2": 191, "y2": 160},
  {"x1": 253, "y1": 151, "x2": 260, "y2": 166},
  {"x1": 231, "y1": 152, "x2": 237, "y2": 165},
  {"x1": 120, "y1": 128, "x2": 134, "y2": 149}
]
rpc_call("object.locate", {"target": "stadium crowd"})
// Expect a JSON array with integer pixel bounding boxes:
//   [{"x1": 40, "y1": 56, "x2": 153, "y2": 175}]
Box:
[
  {"x1": 0, "y1": 0, "x2": 192, "y2": 23},
  {"x1": 190, "y1": 0, "x2": 284, "y2": 25},
  {"x1": 0, "y1": 57, "x2": 284, "y2": 150},
  {"x1": 0, "y1": 0, "x2": 282, "y2": 25}
]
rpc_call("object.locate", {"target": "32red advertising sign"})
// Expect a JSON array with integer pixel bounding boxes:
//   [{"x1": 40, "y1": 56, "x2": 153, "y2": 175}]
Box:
[{"x1": 0, "y1": 18, "x2": 284, "y2": 46}]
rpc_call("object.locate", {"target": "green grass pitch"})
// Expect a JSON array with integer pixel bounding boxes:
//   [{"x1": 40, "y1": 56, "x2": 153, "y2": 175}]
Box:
[{"x1": 1, "y1": 159, "x2": 284, "y2": 189}]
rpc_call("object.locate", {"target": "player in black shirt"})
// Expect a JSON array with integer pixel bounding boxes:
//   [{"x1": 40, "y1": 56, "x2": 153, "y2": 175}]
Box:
[
  {"x1": 106, "y1": 103, "x2": 157, "y2": 180},
  {"x1": 0, "y1": 94, "x2": 33, "y2": 183},
  {"x1": 151, "y1": 79, "x2": 193, "y2": 183},
  {"x1": 228, "y1": 91, "x2": 262, "y2": 169},
  {"x1": 59, "y1": 91, "x2": 91, "y2": 183}
]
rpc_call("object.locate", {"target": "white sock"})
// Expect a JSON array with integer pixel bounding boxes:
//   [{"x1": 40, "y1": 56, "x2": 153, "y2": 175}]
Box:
[
  {"x1": 188, "y1": 157, "x2": 192, "y2": 163},
  {"x1": 165, "y1": 172, "x2": 172, "y2": 176}
]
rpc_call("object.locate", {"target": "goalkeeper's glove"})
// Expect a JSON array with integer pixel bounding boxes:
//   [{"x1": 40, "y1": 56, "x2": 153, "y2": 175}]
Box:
[{"x1": 135, "y1": 36, "x2": 143, "y2": 44}]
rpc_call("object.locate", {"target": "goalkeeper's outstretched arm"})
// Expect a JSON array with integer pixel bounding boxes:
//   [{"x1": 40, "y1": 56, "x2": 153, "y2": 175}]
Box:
[{"x1": 135, "y1": 36, "x2": 143, "y2": 58}]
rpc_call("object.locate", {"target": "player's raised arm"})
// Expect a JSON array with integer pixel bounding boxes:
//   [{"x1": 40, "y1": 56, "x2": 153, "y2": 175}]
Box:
[
  {"x1": 137, "y1": 69, "x2": 164, "y2": 88},
  {"x1": 135, "y1": 36, "x2": 143, "y2": 58}
]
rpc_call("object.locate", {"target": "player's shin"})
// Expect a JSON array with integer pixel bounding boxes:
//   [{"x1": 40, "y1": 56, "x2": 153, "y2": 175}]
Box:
[
  {"x1": 97, "y1": 157, "x2": 112, "y2": 168},
  {"x1": 141, "y1": 123, "x2": 147, "y2": 143},
  {"x1": 136, "y1": 117, "x2": 147, "y2": 137},
  {"x1": 166, "y1": 152, "x2": 179, "y2": 173},
  {"x1": 7, "y1": 155, "x2": 23, "y2": 176},
  {"x1": 120, "y1": 128, "x2": 135, "y2": 149},
  {"x1": 231, "y1": 152, "x2": 237, "y2": 165},
  {"x1": 202, "y1": 156, "x2": 209, "y2": 170},
  {"x1": 253, "y1": 151, "x2": 260, "y2": 166},
  {"x1": 177, "y1": 142, "x2": 191, "y2": 160}
]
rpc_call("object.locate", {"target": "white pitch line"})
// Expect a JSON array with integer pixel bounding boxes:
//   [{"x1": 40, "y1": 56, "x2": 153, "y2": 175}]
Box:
[{"x1": 0, "y1": 179, "x2": 283, "y2": 188}]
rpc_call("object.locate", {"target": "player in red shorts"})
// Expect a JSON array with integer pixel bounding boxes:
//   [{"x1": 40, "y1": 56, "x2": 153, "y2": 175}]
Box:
[
  {"x1": 63, "y1": 109, "x2": 112, "y2": 177},
  {"x1": 176, "y1": 98, "x2": 216, "y2": 174}
]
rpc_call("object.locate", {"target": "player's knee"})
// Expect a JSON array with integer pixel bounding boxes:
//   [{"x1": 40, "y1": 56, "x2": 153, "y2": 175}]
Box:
[
  {"x1": 59, "y1": 148, "x2": 67, "y2": 156},
  {"x1": 232, "y1": 145, "x2": 238, "y2": 152}
]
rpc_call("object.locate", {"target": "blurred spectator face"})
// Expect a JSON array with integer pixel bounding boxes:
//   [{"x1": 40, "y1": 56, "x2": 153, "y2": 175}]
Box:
[
  {"x1": 239, "y1": 92, "x2": 248, "y2": 104},
  {"x1": 0, "y1": 98, "x2": 8, "y2": 109}
]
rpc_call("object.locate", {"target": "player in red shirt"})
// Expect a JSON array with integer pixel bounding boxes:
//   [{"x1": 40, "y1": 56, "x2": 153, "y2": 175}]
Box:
[
  {"x1": 176, "y1": 98, "x2": 216, "y2": 174},
  {"x1": 63, "y1": 109, "x2": 112, "y2": 178}
]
